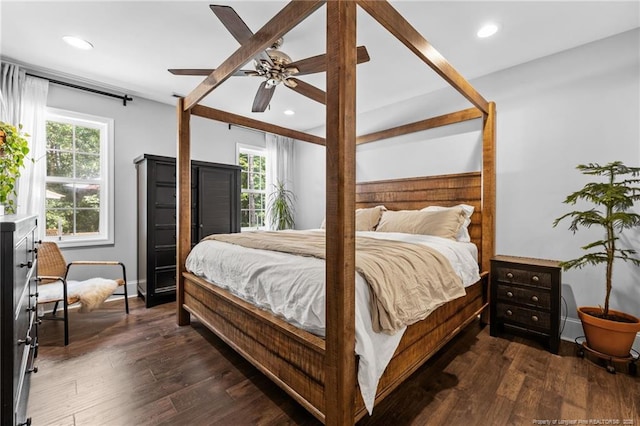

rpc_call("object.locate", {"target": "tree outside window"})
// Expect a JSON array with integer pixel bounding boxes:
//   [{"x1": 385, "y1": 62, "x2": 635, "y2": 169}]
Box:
[
  {"x1": 238, "y1": 147, "x2": 266, "y2": 229},
  {"x1": 44, "y1": 109, "x2": 113, "y2": 246}
]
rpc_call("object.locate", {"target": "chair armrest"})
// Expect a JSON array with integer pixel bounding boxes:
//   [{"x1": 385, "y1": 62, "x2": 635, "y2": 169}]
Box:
[
  {"x1": 65, "y1": 262, "x2": 127, "y2": 285},
  {"x1": 37, "y1": 275, "x2": 66, "y2": 282}
]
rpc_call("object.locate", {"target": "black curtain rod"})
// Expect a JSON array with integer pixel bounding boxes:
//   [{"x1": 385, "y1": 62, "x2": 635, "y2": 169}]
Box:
[{"x1": 26, "y1": 73, "x2": 133, "y2": 106}]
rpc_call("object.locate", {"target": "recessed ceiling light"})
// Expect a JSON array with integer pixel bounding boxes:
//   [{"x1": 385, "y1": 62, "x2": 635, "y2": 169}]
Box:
[
  {"x1": 63, "y1": 36, "x2": 94, "y2": 50},
  {"x1": 284, "y1": 109, "x2": 295, "y2": 116},
  {"x1": 477, "y1": 24, "x2": 499, "y2": 39}
]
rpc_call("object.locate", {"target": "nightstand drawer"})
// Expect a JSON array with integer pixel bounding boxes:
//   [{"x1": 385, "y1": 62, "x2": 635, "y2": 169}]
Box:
[
  {"x1": 496, "y1": 303, "x2": 551, "y2": 331},
  {"x1": 495, "y1": 283, "x2": 550, "y2": 309},
  {"x1": 495, "y1": 266, "x2": 551, "y2": 288}
]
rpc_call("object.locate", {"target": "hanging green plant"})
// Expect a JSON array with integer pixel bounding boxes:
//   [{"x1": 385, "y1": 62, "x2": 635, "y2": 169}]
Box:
[
  {"x1": 0, "y1": 122, "x2": 30, "y2": 214},
  {"x1": 268, "y1": 180, "x2": 295, "y2": 230}
]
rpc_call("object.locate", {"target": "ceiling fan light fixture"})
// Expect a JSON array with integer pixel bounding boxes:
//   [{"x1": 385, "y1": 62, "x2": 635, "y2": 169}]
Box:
[
  {"x1": 62, "y1": 35, "x2": 94, "y2": 50},
  {"x1": 477, "y1": 23, "x2": 499, "y2": 38},
  {"x1": 284, "y1": 109, "x2": 295, "y2": 116}
]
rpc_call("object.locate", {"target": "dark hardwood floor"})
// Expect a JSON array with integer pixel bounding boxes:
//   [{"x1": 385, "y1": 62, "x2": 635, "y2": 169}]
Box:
[{"x1": 29, "y1": 297, "x2": 639, "y2": 425}]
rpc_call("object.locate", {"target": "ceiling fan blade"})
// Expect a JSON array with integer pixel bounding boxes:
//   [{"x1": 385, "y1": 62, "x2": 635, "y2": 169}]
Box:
[
  {"x1": 286, "y1": 78, "x2": 325, "y2": 105},
  {"x1": 210, "y1": 5, "x2": 273, "y2": 66},
  {"x1": 252, "y1": 81, "x2": 276, "y2": 112},
  {"x1": 286, "y1": 46, "x2": 371, "y2": 76},
  {"x1": 168, "y1": 68, "x2": 258, "y2": 76}
]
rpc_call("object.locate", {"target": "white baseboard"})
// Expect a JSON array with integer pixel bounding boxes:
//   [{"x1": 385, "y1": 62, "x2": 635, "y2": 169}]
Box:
[{"x1": 561, "y1": 316, "x2": 640, "y2": 353}]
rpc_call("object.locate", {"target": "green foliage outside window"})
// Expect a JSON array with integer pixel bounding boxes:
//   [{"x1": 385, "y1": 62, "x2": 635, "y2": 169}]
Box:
[
  {"x1": 45, "y1": 120, "x2": 101, "y2": 237},
  {"x1": 239, "y1": 150, "x2": 266, "y2": 228}
]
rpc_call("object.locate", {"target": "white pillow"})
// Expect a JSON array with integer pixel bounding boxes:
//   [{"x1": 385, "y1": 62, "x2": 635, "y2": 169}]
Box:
[{"x1": 421, "y1": 204, "x2": 474, "y2": 242}]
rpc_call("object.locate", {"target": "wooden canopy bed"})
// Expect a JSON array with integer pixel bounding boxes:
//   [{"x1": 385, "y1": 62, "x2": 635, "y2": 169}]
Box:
[{"x1": 174, "y1": 1, "x2": 496, "y2": 425}]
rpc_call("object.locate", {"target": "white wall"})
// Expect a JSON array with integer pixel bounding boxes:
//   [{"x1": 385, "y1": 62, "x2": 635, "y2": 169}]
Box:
[
  {"x1": 46, "y1": 85, "x2": 265, "y2": 288},
  {"x1": 294, "y1": 29, "x2": 640, "y2": 347}
]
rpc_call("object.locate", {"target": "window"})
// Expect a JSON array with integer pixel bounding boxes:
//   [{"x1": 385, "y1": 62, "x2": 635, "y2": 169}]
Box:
[
  {"x1": 44, "y1": 108, "x2": 114, "y2": 246},
  {"x1": 238, "y1": 145, "x2": 267, "y2": 229}
]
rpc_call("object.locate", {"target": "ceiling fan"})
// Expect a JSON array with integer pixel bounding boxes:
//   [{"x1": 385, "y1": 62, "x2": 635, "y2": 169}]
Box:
[{"x1": 169, "y1": 5, "x2": 371, "y2": 112}]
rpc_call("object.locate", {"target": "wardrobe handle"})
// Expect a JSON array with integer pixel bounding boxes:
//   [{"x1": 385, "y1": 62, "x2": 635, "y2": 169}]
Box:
[
  {"x1": 531, "y1": 295, "x2": 539, "y2": 302},
  {"x1": 506, "y1": 272, "x2": 513, "y2": 279},
  {"x1": 505, "y1": 310, "x2": 513, "y2": 316},
  {"x1": 532, "y1": 275, "x2": 539, "y2": 282},
  {"x1": 506, "y1": 291, "x2": 513, "y2": 298},
  {"x1": 531, "y1": 315, "x2": 539, "y2": 322},
  {"x1": 20, "y1": 261, "x2": 33, "y2": 269}
]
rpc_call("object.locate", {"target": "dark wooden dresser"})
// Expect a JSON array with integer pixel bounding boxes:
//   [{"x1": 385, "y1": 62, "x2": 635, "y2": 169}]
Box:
[
  {"x1": 135, "y1": 154, "x2": 241, "y2": 307},
  {"x1": 490, "y1": 255, "x2": 561, "y2": 354},
  {"x1": 1, "y1": 215, "x2": 38, "y2": 425}
]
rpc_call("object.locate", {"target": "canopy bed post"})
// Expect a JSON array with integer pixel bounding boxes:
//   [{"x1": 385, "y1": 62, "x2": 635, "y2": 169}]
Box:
[
  {"x1": 325, "y1": 1, "x2": 358, "y2": 424},
  {"x1": 177, "y1": 97, "x2": 191, "y2": 325},
  {"x1": 481, "y1": 101, "x2": 496, "y2": 273}
]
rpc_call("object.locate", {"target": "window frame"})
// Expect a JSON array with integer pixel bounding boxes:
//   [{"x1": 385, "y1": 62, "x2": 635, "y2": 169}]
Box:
[
  {"x1": 43, "y1": 108, "x2": 114, "y2": 247},
  {"x1": 236, "y1": 143, "x2": 268, "y2": 231}
]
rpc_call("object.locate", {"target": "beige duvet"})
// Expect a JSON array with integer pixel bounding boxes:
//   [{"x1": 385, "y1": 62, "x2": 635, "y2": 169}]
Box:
[{"x1": 204, "y1": 230, "x2": 465, "y2": 334}]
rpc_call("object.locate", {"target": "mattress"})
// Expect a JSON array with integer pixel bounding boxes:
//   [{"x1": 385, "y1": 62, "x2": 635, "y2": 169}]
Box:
[{"x1": 185, "y1": 230, "x2": 480, "y2": 414}]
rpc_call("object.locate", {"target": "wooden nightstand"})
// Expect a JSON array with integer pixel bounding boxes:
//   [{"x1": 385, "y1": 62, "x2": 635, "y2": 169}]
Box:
[{"x1": 490, "y1": 255, "x2": 561, "y2": 354}]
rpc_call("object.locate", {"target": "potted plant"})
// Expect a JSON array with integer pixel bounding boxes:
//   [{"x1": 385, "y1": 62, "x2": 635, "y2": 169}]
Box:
[
  {"x1": 0, "y1": 122, "x2": 30, "y2": 215},
  {"x1": 268, "y1": 180, "x2": 295, "y2": 230},
  {"x1": 553, "y1": 161, "x2": 640, "y2": 357}
]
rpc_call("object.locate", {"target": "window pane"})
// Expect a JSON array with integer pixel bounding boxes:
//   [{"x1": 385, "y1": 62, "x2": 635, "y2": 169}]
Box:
[
  {"x1": 77, "y1": 185, "x2": 100, "y2": 208},
  {"x1": 46, "y1": 121, "x2": 73, "y2": 151},
  {"x1": 76, "y1": 153, "x2": 101, "y2": 179},
  {"x1": 241, "y1": 170, "x2": 248, "y2": 189},
  {"x1": 241, "y1": 210, "x2": 250, "y2": 228},
  {"x1": 241, "y1": 192, "x2": 249, "y2": 210},
  {"x1": 76, "y1": 209, "x2": 100, "y2": 234},
  {"x1": 75, "y1": 126, "x2": 100, "y2": 153},
  {"x1": 45, "y1": 209, "x2": 73, "y2": 236},
  {"x1": 47, "y1": 151, "x2": 74, "y2": 177},
  {"x1": 46, "y1": 183, "x2": 73, "y2": 209}
]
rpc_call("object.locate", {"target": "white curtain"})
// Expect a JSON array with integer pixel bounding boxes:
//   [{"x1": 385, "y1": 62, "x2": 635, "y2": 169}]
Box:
[
  {"x1": 0, "y1": 63, "x2": 25, "y2": 126},
  {"x1": 265, "y1": 134, "x2": 295, "y2": 230},
  {"x1": 17, "y1": 76, "x2": 49, "y2": 218},
  {"x1": 0, "y1": 62, "x2": 49, "y2": 221}
]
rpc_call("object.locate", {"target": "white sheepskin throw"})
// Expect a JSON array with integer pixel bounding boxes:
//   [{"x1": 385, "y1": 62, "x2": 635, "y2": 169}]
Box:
[{"x1": 38, "y1": 278, "x2": 119, "y2": 313}]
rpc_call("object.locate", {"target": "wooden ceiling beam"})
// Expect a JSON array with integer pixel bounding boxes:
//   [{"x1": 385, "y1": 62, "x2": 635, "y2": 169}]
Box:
[
  {"x1": 191, "y1": 104, "x2": 326, "y2": 146},
  {"x1": 357, "y1": 0, "x2": 490, "y2": 114},
  {"x1": 184, "y1": 0, "x2": 325, "y2": 111},
  {"x1": 356, "y1": 107, "x2": 482, "y2": 145}
]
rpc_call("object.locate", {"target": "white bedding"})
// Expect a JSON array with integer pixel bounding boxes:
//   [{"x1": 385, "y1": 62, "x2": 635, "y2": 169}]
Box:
[{"x1": 185, "y1": 230, "x2": 480, "y2": 414}]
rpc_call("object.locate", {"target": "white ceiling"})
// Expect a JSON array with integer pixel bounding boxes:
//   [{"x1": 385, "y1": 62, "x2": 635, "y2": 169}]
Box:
[{"x1": 1, "y1": 1, "x2": 638, "y2": 131}]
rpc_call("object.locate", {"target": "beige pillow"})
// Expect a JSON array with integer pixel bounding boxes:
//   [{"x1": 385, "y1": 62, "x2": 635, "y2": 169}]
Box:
[
  {"x1": 355, "y1": 205, "x2": 386, "y2": 231},
  {"x1": 376, "y1": 208, "x2": 466, "y2": 239},
  {"x1": 320, "y1": 205, "x2": 386, "y2": 231}
]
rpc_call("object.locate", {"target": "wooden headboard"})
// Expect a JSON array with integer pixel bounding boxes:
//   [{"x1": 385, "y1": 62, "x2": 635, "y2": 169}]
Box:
[{"x1": 355, "y1": 171, "x2": 484, "y2": 268}]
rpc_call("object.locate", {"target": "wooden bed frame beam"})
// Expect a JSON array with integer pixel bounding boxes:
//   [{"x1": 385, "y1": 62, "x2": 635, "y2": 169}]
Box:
[
  {"x1": 191, "y1": 104, "x2": 326, "y2": 146},
  {"x1": 325, "y1": 1, "x2": 358, "y2": 424},
  {"x1": 356, "y1": 107, "x2": 483, "y2": 145},
  {"x1": 357, "y1": 0, "x2": 490, "y2": 114},
  {"x1": 176, "y1": 98, "x2": 191, "y2": 326},
  {"x1": 184, "y1": 0, "x2": 324, "y2": 110}
]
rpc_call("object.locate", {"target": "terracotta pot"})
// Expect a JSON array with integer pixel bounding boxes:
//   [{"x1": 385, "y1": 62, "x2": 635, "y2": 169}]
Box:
[{"x1": 578, "y1": 306, "x2": 640, "y2": 358}]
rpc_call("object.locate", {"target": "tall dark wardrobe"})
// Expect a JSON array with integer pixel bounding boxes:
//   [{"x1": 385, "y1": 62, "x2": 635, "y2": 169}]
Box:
[{"x1": 135, "y1": 154, "x2": 240, "y2": 307}]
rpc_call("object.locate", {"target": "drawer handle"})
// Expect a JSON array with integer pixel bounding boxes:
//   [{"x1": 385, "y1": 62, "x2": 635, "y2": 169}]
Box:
[
  {"x1": 506, "y1": 291, "x2": 513, "y2": 298},
  {"x1": 18, "y1": 418, "x2": 32, "y2": 426},
  {"x1": 30, "y1": 292, "x2": 39, "y2": 298},
  {"x1": 20, "y1": 261, "x2": 33, "y2": 269},
  {"x1": 531, "y1": 295, "x2": 539, "y2": 302},
  {"x1": 506, "y1": 272, "x2": 514, "y2": 279},
  {"x1": 26, "y1": 306, "x2": 36, "y2": 313},
  {"x1": 505, "y1": 309, "x2": 513, "y2": 316},
  {"x1": 532, "y1": 275, "x2": 539, "y2": 282},
  {"x1": 18, "y1": 336, "x2": 32, "y2": 346},
  {"x1": 531, "y1": 315, "x2": 539, "y2": 322},
  {"x1": 27, "y1": 366, "x2": 38, "y2": 374}
]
